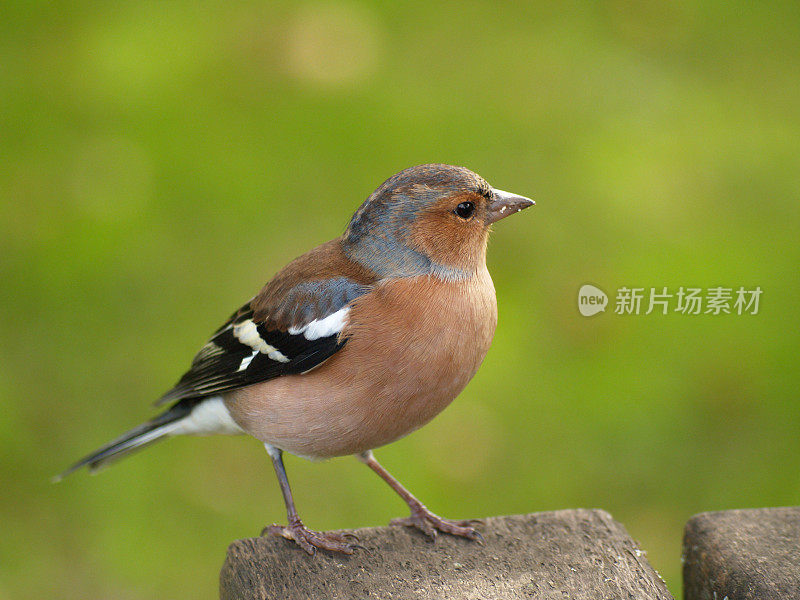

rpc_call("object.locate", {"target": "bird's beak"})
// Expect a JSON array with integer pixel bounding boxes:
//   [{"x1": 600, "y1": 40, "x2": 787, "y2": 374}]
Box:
[{"x1": 486, "y1": 188, "x2": 535, "y2": 224}]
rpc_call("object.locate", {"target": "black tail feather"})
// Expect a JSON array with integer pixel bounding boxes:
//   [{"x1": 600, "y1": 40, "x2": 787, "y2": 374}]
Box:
[{"x1": 54, "y1": 400, "x2": 198, "y2": 481}]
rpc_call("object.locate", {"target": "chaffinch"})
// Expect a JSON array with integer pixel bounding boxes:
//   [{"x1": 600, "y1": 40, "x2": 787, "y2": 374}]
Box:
[{"x1": 59, "y1": 164, "x2": 534, "y2": 555}]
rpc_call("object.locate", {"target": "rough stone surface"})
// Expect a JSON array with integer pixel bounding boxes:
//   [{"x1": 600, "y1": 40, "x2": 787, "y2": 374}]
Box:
[
  {"x1": 220, "y1": 509, "x2": 672, "y2": 600},
  {"x1": 683, "y1": 506, "x2": 800, "y2": 600}
]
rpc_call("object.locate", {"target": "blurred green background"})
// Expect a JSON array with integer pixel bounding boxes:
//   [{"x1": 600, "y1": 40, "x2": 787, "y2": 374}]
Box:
[{"x1": 2, "y1": 1, "x2": 799, "y2": 598}]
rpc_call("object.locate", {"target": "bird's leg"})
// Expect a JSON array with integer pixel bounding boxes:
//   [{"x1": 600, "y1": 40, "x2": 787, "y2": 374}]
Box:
[
  {"x1": 262, "y1": 444, "x2": 360, "y2": 555},
  {"x1": 357, "y1": 450, "x2": 482, "y2": 542}
]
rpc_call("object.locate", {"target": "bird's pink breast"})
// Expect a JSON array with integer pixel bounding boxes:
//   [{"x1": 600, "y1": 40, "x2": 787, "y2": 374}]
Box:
[{"x1": 225, "y1": 268, "x2": 497, "y2": 459}]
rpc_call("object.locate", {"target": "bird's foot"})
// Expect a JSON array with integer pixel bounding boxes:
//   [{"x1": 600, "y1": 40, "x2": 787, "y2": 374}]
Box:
[
  {"x1": 390, "y1": 503, "x2": 483, "y2": 542},
  {"x1": 262, "y1": 519, "x2": 362, "y2": 555}
]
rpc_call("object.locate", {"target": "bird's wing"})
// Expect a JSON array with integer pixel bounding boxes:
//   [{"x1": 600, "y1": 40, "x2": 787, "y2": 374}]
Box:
[{"x1": 156, "y1": 272, "x2": 374, "y2": 406}]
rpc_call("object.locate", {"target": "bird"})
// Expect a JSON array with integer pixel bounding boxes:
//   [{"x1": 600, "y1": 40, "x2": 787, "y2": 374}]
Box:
[{"x1": 57, "y1": 163, "x2": 534, "y2": 555}]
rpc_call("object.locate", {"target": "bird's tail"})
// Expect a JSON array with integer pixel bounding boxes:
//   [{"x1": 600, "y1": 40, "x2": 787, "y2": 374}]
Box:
[{"x1": 54, "y1": 397, "x2": 242, "y2": 481}]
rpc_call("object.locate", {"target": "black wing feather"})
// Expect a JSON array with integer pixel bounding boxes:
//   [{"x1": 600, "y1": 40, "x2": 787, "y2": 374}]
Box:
[{"x1": 156, "y1": 282, "x2": 363, "y2": 406}]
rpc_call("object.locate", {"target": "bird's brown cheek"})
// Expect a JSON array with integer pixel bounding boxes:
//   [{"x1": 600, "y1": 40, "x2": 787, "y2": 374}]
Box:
[{"x1": 406, "y1": 209, "x2": 488, "y2": 270}]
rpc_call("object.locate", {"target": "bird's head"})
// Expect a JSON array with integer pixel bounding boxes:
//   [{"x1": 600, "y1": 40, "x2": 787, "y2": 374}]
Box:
[{"x1": 342, "y1": 164, "x2": 534, "y2": 280}]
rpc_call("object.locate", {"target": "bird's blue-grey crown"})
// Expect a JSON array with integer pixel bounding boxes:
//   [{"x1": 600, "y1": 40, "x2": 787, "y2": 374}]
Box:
[{"x1": 342, "y1": 164, "x2": 491, "y2": 280}]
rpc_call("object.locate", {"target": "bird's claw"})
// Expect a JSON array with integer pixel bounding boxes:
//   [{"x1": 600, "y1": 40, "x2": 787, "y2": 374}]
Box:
[
  {"x1": 390, "y1": 505, "x2": 483, "y2": 543},
  {"x1": 262, "y1": 521, "x2": 363, "y2": 555}
]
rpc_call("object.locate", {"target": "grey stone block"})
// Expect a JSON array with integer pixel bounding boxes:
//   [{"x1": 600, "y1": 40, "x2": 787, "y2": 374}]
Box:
[
  {"x1": 220, "y1": 509, "x2": 672, "y2": 599},
  {"x1": 683, "y1": 506, "x2": 800, "y2": 599}
]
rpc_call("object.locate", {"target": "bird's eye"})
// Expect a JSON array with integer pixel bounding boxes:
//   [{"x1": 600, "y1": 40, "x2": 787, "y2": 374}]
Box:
[{"x1": 454, "y1": 201, "x2": 475, "y2": 219}]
